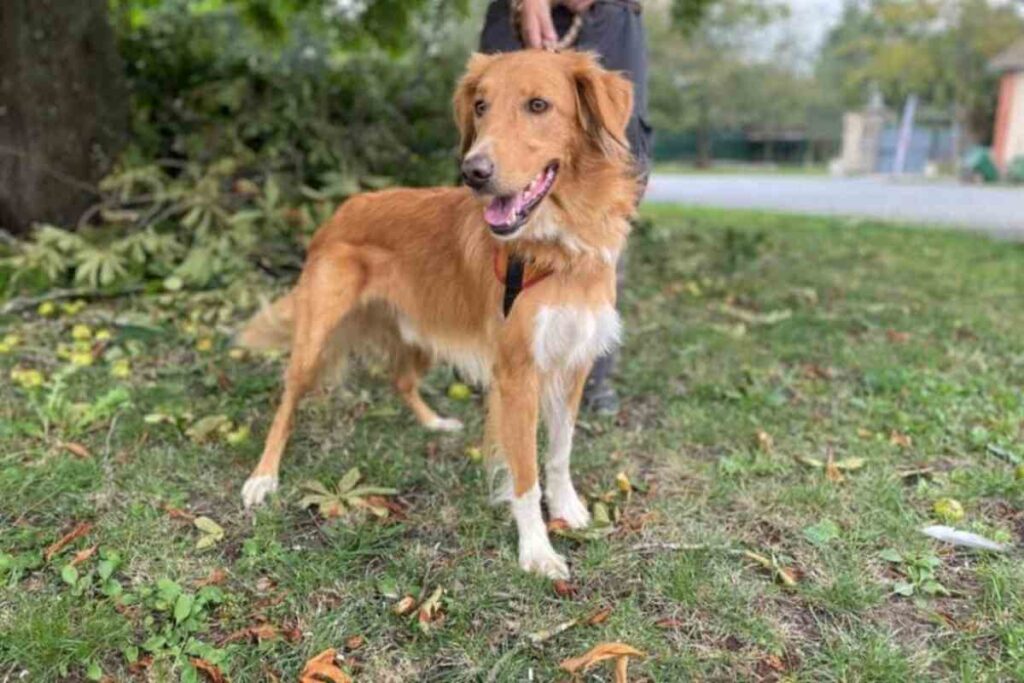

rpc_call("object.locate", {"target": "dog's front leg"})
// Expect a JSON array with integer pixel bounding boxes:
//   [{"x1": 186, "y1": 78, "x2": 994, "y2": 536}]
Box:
[
  {"x1": 542, "y1": 366, "x2": 591, "y2": 529},
  {"x1": 493, "y1": 360, "x2": 569, "y2": 580}
]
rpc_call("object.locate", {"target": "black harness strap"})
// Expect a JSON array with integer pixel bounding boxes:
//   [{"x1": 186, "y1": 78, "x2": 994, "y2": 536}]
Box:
[{"x1": 502, "y1": 255, "x2": 526, "y2": 318}]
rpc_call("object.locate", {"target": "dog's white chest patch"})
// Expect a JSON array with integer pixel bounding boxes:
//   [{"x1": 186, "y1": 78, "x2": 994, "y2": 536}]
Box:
[{"x1": 532, "y1": 305, "x2": 621, "y2": 370}]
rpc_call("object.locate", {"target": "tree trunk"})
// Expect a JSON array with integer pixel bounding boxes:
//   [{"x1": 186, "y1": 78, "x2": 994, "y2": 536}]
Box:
[
  {"x1": 0, "y1": 0, "x2": 128, "y2": 235},
  {"x1": 695, "y1": 93, "x2": 712, "y2": 169}
]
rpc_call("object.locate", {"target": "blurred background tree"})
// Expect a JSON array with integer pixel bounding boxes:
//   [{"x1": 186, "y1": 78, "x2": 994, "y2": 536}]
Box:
[{"x1": 816, "y1": 0, "x2": 1024, "y2": 144}]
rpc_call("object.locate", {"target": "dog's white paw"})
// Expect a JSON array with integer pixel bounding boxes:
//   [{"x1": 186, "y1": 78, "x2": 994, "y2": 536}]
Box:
[
  {"x1": 548, "y1": 487, "x2": 591, "y2": 529},
  {"x1": 519, "y1": 537, "x2": 570, "y2": 580},
  {"x1": 242, "y1": 475, "x2": 278, "y2": 508},
  {"x1": 426, "y1": 416, "x2": 464, "y2": 433}
]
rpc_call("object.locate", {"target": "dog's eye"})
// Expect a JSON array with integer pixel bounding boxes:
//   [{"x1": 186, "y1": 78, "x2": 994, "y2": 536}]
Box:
[
  {"x1": 474, "y1": 99, "x2": 488, "y2": 117},
  {"x1": 528, "y1": 98, "x2": 549, "y2": 114}
]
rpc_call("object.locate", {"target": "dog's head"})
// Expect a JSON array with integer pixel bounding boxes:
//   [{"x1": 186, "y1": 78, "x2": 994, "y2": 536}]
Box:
[{"x1": 454, "y1": 50, "x2": 633, "y2": 241}]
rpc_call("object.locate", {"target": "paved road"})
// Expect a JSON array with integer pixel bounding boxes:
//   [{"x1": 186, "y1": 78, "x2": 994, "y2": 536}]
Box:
[{"x1": 646, "y1": 174, "x2": 1024, "y2": 238}]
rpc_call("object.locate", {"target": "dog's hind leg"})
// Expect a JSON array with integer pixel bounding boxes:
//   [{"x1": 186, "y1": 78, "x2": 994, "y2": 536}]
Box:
[
  {"x1": 242, "y1": 244, "x2": 367, "y2": 507},
  {"x1": 393, "y1": 345, "x2": 463, "y2": 433}
]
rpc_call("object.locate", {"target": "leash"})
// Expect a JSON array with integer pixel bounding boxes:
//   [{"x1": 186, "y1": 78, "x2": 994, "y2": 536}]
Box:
[{"x1": 493, "y1": 248, "x2": 551, "y2": 317}]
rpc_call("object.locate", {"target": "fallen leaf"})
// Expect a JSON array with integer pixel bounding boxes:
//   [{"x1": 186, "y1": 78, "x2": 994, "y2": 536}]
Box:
[
  {"x1": 795, "y1": 455, "x2": 824, "y2": 469},
  {"x1": 186, "y1": 414, "x2": 233, "y2": 443},
  {"x1": 69, "y1": 545, "x2": 98, "y2": 567},
  {"x1": 189, "y1": 657, "x2": 226, "y2": 683},
  {"x1": 615, "y1": 471, "x2": 632, "y2": 494},
  {"x1": 195, "y1": 568, "x2": 228, "y2": 587},
  {"x1": 416, "y1": 586, "x2": 444, "y2": 631},
  {"x1": 743, "y1": 550, "x2": 798, "y2": 587},
  {"x1": 61, "y1": 442, "x2": 92, "y2": 459},
  {"x1": 834, "y1": 457, "x2": 865, "y2": 471},
  {"x1": 547, "y1": 518, "x2": 570, "y2": 532},
  {"x1": 345, "y1": 635, "x2": 364, "y2": 651},
  {"x1": 194, "y1": 516, "x2": 225, "y2": 549},
  {"x1": 164, "y1": 505, "x2": 195, "y2": 522},
  {"x1": 392, "y1": 595, "x2": 417, "y2": 616},
  {"x1": 755, "y1": 430, "x2": 774, "y2": 453},
  {"x1": 825, "y1": 452, "x2": 844, "y2": 484},
  {"x1": 223, "y1": 623, "x2": 280, "y2": 644},
  {"x1": 586, "y1": 607, "x2": 612, "y2": 625},
  {"x1": 127, "y1": 656, "x2": 153, "y2": 674},
  {"x1": 552, "y1": 580, "x2": 577, "y2": 598},
  {"x1": 299, "y1": 649, "x2": 351, "y2": 683},
  {"x1": 886, "y1": 329, "x2": 911, "y2": 344},
  {"x1": 889, "y1": 430, "x2": 912, "y2": 448},
  {"x1": 760, "y1": 654, "x2": 786, "y2": 673},
  {"x1": 560, "y1": 642, "x2": 644, "y2": 682},
  {"x1": 654, "y1": 617, "x2": 683, "y2": 630},
  {"x1": 44, "y1": 522, "x2": 93, "y2": 561}
]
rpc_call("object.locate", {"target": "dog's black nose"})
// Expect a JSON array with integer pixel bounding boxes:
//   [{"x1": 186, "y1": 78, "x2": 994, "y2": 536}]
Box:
[{"x1": 461, "y1": 155, "x2": 494, "y2": 190}]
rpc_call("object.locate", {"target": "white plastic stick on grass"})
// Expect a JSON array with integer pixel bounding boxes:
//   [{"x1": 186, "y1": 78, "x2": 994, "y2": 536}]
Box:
[{"x1": 921, "y1": 525, "x2": 1008, "y2": 552}]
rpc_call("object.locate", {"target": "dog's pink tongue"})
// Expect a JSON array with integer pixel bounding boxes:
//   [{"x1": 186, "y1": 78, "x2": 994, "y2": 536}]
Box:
[{"x1": 484, "y1": 196, "x2": 517, "y2": 226}]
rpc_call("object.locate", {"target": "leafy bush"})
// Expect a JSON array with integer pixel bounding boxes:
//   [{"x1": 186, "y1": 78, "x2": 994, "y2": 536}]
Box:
[{"x1": 1, "y1": 0, "x2": 474, "y2": 297}]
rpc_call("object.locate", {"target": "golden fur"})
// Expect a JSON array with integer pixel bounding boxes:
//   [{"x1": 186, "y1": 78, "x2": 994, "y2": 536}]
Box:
[{"x1": 238, "y1": 49, "x2": 636, "y2": 578}]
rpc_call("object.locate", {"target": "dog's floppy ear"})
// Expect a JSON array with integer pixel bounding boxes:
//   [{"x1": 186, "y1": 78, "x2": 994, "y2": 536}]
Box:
[
  {"x1": 453, "y1": 53, "x2": 496, "y2": 157},
  {"x1": 572, "y1": 52, "x2": 634, "y2": 158}
]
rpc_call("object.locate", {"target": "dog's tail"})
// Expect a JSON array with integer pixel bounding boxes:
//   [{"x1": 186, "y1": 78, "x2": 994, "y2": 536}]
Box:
[{"x1": 236, "y1": 292, "x2": 296, "y2": 351}]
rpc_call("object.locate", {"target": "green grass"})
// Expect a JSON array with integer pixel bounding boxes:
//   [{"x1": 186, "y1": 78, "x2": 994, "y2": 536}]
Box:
[{"x1": 2, "y1": 205, "x2": 1024, "y2": 681}]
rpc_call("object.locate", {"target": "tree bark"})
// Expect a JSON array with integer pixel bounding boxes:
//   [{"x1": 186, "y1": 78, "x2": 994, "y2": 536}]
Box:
[{"x1": 0, "y1": 0, "x2": 128, "y2": 235}]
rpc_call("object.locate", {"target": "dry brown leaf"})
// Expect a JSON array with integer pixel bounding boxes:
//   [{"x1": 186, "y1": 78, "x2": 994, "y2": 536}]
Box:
[
  {"x1": 586, "y1": 607, "x2": 612, "y2": 626},
  {"x1": 127, "y1": 655, "x2": 153, "y2": 674},
  {"x1": 547, "y1": 518, "x2": 570, "y2": 532},
  {"x1": 825, "y1": 452, "x2": 844, "y2": 484},
  {"x1": 190, "y1": 657, "x2": 226, "y2": 683},
  {"x1": 889, "y1": 430, "x2": 912, "y2": 448},
  {"x1": 886, "y1": 329, "x2": 911, "y2": 344},
  {"x1": 392, "y1": 595, "x2": 417, "y2": 616},
  {"x1": 61, "y1": 441, "x2": 92, "y2": 459},
  {"x1": 614, "y1": 655, "x2": 630, "y2": 683},
  {"x1": 654, "y1": 617, "x2": 682, "y2": 630},
  {"x1": 560, "y1": 642, "x2": 644, "y2": 680},
  {"x1": 417, "y1": 586, "x2": 444, "y2": 630},
  {"x1": 299, "y1": 649, "x2": 351, "y2": 683},
  {"x1": 164, "y1": 505, "x2": 195, "y2": 522},
  {"x1": 44, "y1": 522, "x2": 93, "y2": 561},
  {"x1": 195, "y1": 568, "x2": 228, "y2": 587},
  {"x1": 221, "y1": 623, "x2": 281, "y2": 645},
  {"x1": 755, "y1": 429, "x2": 774, "y2": 453},
  {"x1": 552, "y1": 579, "x2": 577, "y2": 598},
  {"x1": 69, "y1": 545, "x2": 97, "y2": 567}
]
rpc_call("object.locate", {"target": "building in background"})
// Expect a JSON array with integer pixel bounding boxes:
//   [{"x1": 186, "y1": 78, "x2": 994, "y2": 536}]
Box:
[{"x1": 991, "y1": 38, "x2": 1024, "y2": 173}]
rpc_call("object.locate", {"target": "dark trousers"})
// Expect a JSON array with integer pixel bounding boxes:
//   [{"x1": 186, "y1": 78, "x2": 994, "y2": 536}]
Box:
[{"x1": 478, "y1": 0, "x2": 652, "y2": 391}]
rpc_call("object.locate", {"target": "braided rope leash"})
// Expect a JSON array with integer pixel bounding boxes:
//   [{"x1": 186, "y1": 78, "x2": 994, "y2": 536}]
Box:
[{"x1": 511, "y1": 0, "x2": 584, "y2": 51}]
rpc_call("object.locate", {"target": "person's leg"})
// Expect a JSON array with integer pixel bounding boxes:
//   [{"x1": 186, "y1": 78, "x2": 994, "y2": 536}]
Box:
[
  {"x1": 577, "y1": 0, "x2": 652, "y2": 414},
  {"x1": 478, "y1": 0, "x2": 652, "y2": 414}
]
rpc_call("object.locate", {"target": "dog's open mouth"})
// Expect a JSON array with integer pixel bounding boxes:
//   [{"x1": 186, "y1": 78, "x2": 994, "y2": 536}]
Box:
[{"x1": 484, "y1": 162, "x2": 558, "y2": 237}]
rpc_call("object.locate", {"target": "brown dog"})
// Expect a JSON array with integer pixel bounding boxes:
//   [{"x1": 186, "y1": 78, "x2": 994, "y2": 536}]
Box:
[{"x1": 237, "y1": 49, "x2": 636, "y2": 578}]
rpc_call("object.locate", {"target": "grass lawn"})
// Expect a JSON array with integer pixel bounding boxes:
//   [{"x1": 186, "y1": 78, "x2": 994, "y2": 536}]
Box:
[{"x1": 2, "y1": 205, "x2": 1023, "y2": 681}]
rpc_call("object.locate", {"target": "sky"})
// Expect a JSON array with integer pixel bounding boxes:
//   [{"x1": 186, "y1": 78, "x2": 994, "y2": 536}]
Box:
[{"x1": 784, "y1": 0, "x2": 845, "y2": 51}]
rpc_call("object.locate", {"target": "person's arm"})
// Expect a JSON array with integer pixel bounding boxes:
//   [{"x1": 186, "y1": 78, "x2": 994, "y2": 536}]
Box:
[
  {"x1": 518, "y1": 0, "x2": 558, "y2": 48},
  {"x1": 517, "y1": 0, "x2": 594, "y2": 49}
]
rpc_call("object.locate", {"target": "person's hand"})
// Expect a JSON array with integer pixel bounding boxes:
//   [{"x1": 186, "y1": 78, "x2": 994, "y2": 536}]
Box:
[
  {"x1": 519, "y1": 0, "x2": 557, "y2": 49},
  {"x1": 560, "y1": 0, "x2": 595, "y2": 14}
]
